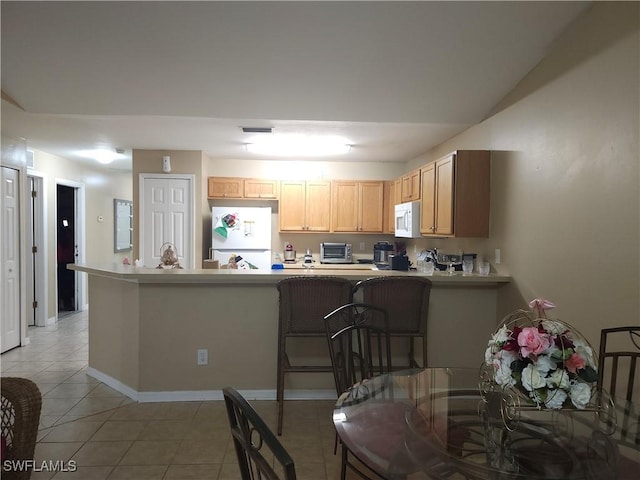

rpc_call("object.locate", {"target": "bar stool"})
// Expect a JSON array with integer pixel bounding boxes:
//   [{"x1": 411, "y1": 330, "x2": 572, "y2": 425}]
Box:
[
  {"x1": 276, "y1": 276, "x2": 353, "y2": 435},
  {"x1": 353, "y1": 276, "x2": 432, "y2": 368}
]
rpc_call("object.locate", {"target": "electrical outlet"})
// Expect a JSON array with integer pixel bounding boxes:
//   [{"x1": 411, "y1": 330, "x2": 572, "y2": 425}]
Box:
[
  {"x1": 495, "y1": 249, "x2": 501, "y2": 264},
  {"x1": 197, "y1": 349, "x2": 208, "y2": 365},
  {"x1": 359, "y1": 242, "x2": 365, "y2": 251}
]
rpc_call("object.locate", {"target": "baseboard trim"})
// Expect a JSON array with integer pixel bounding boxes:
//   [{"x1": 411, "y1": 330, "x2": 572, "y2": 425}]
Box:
[
  {"x1": 85, "y1": 367, "x2": 337, "y2": 403},
  {"x1": 86, "y1": 367, "x2": 140, "y2": 401}
]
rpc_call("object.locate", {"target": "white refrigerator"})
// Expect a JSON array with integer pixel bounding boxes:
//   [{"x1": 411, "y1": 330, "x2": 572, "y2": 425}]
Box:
[{"x1": 211, "y1": 206, "x2": 272, "y2": 269}]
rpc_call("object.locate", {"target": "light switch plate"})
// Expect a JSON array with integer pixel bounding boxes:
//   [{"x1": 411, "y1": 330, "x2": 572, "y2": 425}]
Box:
[
  {"x1": 495, "y1": 249, "x2": 501, "y2": 264},
  {"x1": 197, "y1": 349, "x2": 208, "y2": 365}
]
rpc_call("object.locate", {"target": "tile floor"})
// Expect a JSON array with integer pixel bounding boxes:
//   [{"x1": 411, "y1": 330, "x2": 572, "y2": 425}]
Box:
[{"x1": 1, "y1": 311, "x2": 342, "y2": 480}]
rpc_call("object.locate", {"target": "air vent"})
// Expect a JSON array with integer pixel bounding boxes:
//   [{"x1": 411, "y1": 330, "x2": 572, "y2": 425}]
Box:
[
  {"x1": 241, "y1": 127, "x2": 273, "y2": 134},
  {"x1": 26, "y1": 149, "x2": 34, "y2": 168}
]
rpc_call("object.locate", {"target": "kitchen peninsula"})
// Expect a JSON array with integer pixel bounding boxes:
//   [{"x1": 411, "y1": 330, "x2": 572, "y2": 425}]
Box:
[{"x1": 71, "y1": 264, "x2": 509, "y2": 401}]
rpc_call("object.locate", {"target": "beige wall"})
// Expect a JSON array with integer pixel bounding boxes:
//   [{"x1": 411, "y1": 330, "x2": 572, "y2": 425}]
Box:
[
  {"x1": 406, "y1": 2, "x2": 639, "y2": 344},
  {"x1": 31, "y1": 150, "x2": 133, "y2": 319}
]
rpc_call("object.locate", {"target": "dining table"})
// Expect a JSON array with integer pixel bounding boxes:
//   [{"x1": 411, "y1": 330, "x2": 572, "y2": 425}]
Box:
[{"x1": 332, "y1": 368, "x2": 639, "y2": 480}]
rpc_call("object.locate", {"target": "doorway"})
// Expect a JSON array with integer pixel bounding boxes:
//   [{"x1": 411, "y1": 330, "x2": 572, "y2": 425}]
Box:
[
  {"x1": 56, "y1": 184, "x2": 77, "y2": 316},
  {"x1": 27, "y1": 174, "x2": 46, "y2": 326}
]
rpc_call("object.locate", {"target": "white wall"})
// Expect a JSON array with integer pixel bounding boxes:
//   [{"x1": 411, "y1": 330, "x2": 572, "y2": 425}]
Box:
[{"x1": 30, "y1": 150, "x2": 133, "y2": 319}]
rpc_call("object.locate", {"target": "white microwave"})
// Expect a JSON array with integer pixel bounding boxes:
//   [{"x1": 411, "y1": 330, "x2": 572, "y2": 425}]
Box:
[{"x1": 394, "y1": 201, "x2": 421, "y2": 238}]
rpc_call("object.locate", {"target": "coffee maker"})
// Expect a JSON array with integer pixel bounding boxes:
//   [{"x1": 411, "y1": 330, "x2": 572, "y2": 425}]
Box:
[{"x1": 373, "y1": 241, "x2": 394, "y2": 266}]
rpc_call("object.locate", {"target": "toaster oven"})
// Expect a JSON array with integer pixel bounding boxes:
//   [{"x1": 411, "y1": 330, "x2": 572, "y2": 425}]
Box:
[{"x1": 320, "y1": 243, "x2": 353, "y2": 264}]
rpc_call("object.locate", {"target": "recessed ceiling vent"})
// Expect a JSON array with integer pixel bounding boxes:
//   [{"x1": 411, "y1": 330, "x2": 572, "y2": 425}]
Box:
[{"x1": 241, "y1": 127, "x2": 273, "y2": 134}]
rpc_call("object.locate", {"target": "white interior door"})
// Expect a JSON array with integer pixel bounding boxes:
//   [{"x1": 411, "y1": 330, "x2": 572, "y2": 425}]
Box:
[
  {"x1": 140, "y1": 175, "x2": 194, "y2": 268},
  {"x1": 2, "y1": 166, "x2": 21, "y2": 353}
]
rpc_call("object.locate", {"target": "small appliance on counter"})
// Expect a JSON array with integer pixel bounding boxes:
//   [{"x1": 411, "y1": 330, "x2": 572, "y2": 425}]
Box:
[
  {"x1": 390, "y1": 253, "x2": 410, "y2": 271},
  {"x1": 303, "y1": 248, "x2": 314, "y2": 264},
  {"x1": 320, "y1": 242, "x2": 353, "y2": 264},
  {"x1": 373, "y1": 241, "x2": 394, "y2": 264},
  {"x1": 283, "y1": 242, "x2": 296, "y2": 263}
]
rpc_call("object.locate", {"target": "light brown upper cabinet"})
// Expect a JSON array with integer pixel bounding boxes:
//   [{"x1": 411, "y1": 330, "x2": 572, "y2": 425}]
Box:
[
  {"x1": 382, "y1": 180, "x2": 396, "y2": 234},
  {"x1": 420, "y1": 150, "x2": 490, "y2": 237},
  {"x1": 332, "y1": 181, "x2": 384, "y2": 233},
  {"x1": 208, "y1": 177, "x2": 279, "y2": 199},
  {"x1": 279, "y1": 180, "x2": 331, "y2": 232},
  {"x1": 243, "y1": 179, "x2": 279, "y2": 199},
  {"x1": 207, "y1": 177, "x2": 244, "y2": 199},
  {"x1": 401, "y1": 168, "x2": 421, "y2": 202}
]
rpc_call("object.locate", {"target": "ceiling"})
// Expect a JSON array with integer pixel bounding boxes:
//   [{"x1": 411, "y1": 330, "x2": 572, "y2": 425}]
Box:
[{"x1": 1, "y1": 1, "x2": 591, "y2": 171}]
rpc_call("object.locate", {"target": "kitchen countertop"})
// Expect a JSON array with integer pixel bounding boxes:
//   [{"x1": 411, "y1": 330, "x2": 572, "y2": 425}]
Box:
[
  {"x1": 70, "y1": 263, "x2": 511, "y2": 285},
  {"x1": 282, "y1": 262, "x2": 375, "y2": 270}
]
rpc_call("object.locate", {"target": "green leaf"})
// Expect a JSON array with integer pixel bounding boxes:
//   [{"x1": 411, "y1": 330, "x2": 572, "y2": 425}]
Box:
[{"x1": 578, "y1": 366, "x2": 598, "y2": 383}]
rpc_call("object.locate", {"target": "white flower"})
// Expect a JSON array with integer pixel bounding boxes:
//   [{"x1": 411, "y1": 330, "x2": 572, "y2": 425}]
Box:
[
  {"x1": 542, "y1": 320, "x2": 566, "y2": 335},
  {"x1": 485, "y1": 346, "x2": 494, "y2": 364},
  {"x1": 546, "y1": 369, "x2": 570, "y2": 390},
  {"x1": 544, "y1": 389, "x2": 567, "y2": 409},
  {"x1": 533, "y1": 355, "x2": 555, "y2": 374},
  {"x1": 494, "y1": 360, "x2": 516, "y2": 388},
  {"x1": 521, "y1": 364, "x2": 546, "y2": 391},
  {"x1": 492, "y1": 352, "x2": 516, "y2": 388},
  {"x1": 499, "y1": 349, "x2": 518, "y2": 367},
  {"x1": 569, "y1": 381, "x2": 592, "y2": 409},
  {"x1": 490, "y1": 325, "x2": 511, "y2": 346}
]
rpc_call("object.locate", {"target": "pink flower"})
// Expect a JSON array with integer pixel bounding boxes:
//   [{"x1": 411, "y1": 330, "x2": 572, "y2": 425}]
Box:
[
  {"x1": 517, "y1": 327, "x2": 551, "y2": 358},
  {"x1": 565, "y1": 353, "x2": 586, "y2": 373}
]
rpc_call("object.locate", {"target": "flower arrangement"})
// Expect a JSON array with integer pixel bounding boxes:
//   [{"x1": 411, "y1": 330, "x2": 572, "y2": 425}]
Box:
[{"x1": 484, "y1": 299, "x2": 598, "y2": 410}]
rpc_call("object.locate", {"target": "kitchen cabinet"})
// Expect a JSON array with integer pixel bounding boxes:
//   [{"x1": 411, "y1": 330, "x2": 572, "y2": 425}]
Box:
[
  {"x1": 420, "y1": 150, "x2": 491, "y2": 237},
  {"x1": 243, "y1": 179, "x2": 278, "y2": 199},
  {"x1": 279, "y1": 180, "x2": 331, "y2": 232},
  {"x1": 208, "y1": 177, "x2": 244, "y2": 198},
  {"x1": 383, "y1": 180, "x2": 396, "y2": 233},
  {"x1": 208, "y1": 177, "x2": 279, "y2": 199},
  {"x1": 401, "y1": 168, "x2": 421, "y2": 202},
  {"x1": 332, "y1": 181, "x2": 384, "y2": 233},
  {"x1": 383, "y1": 179, "x2": 401, "y2": 233}
]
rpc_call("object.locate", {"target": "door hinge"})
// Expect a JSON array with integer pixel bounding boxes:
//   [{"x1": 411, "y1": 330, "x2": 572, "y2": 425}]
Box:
[
  {"x1": 31, "y1": 190, "x2": 37, "y2": 198},
  {"x1": 32, "y1": 301, "x2": 38, "y2": 309},
  {"x1": 32, "y1": 246, "x2": 38, "y2": 253}
]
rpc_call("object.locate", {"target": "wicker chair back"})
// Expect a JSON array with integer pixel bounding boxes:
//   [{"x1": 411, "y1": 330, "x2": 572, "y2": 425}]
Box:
[
  {"x1": 1, "y1": 377, "x2": 42, "y2": 480},
  {"x1": 353, "y1": 276, "x2": 432, "y2": 367},
  {"x1": 275, "y1": 276, "x2": 353, "y2": 435}
]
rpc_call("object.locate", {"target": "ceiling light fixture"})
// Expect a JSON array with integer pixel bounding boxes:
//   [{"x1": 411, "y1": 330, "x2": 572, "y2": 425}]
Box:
[
  {"x1": 245, "y1": 135, "x2": 351, "y2": 157},
  {"x1": 77, "y1": 148, "x2": 124, "y2": 164}
]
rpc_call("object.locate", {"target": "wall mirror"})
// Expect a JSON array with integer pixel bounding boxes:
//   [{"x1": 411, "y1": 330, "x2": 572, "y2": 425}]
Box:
[{"x1": 114, "y1": 199, "x2": 133, "y2": 252}]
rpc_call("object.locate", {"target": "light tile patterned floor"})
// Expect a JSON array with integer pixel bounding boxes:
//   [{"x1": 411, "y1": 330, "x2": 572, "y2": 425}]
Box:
[{"x1": 1, "y1": 311, "x2": 342, "y2": 480}]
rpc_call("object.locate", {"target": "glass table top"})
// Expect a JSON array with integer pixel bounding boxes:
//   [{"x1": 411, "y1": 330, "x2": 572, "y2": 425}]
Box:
[{"x1": 332, "y1": 368, "x2": 639, "y2": 480}]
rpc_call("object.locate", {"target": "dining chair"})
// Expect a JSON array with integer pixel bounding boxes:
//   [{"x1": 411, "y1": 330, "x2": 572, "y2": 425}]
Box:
[
  {"x1": 324, "y1": 302, "x2": 393, "y2": 480},
  {"x1": 353, "y1": 276, "x2": 432, "y2": 368},
  {"x1": 597, "y1": 326, "x2": 640, "y2": 404},
  {"x1": 1, "y1": 377, "x2": 42, "y2": 480},
  {"x1": 275, "y1": 276, "x2": 353, "y2": 435},
  {"x1": 223, "y1": 387, "x2": 297, "y2": 480},
  {"x1": 597, "y1": 326, "x2": 640, "y2": 452}
]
